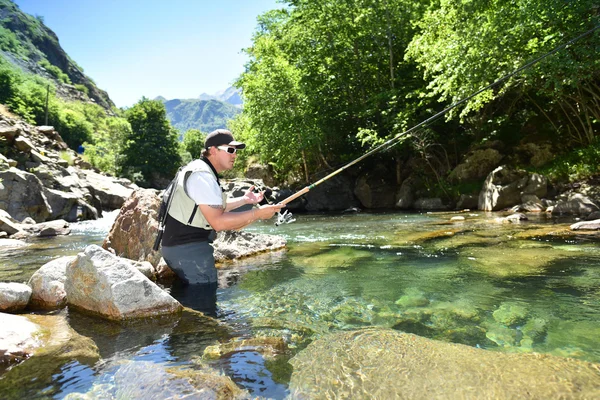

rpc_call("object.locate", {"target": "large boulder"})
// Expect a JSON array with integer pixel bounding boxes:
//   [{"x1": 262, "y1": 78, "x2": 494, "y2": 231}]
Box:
[
  {"x1": 28, "y1": 256, "x2": 75, "y2": 310},
  {"x1": 478, "y1": 166, "x2": 548, "y2": 211},
  {"x1": 305, "y1": 175, "x2": 360, "y2": 212},
  {"x1": 0, "y1": 167, "x2": 52, "y2": 222},
  {"x1": 354, "y1": 164, "x2": 397, "y2": 209},
  {"x1": 65, "y1": 245, "x2": 182, "y2": 320},
  {"x1": 102, "y1": 188, "x2": 163, "y2": 267},
  {"x1": 552, "y1": 193, "x2": 599, "y2": 216},
  {"x1": 449, "y1": 148, "x2": 503, "y2": 182},
  {"x1": 79, "y1": 169, "x2": 135, "y2": 210},
  {"x1": 289, "y1": 329, "x2": 600, "y2": 398}
]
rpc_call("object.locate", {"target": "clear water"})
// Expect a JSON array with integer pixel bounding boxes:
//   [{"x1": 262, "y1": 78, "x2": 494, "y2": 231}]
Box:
[{"x1": 1, "y1": 210, "x2": 599, "y2": 398}]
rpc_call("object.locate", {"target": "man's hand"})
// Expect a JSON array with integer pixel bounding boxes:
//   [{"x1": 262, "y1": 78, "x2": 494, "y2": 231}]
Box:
[{"x1": 243, "y1": 185, "x2": 264, "y2": 205}]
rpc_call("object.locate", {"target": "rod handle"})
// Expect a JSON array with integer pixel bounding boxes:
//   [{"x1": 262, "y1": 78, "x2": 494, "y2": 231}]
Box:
[{"x1": 281, "y1": 186, "x2": 310, "y2": 205}]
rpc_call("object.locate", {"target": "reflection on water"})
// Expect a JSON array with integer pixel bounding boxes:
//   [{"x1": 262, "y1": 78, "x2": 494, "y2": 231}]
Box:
[{"x1": 1, "y1": 210, "x2": 600, "y2": 398}]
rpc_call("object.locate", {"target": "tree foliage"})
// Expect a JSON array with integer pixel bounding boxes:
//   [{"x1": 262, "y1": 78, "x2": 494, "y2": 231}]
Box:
[
  {"x1": 406, "y1": 0, "x2": 600, "y2": 144},
  {"x1": 235, "y1": 0, "x2": 599, "y2": 186},
  {"x1": 182, "y1": 128, "x2": 206, "y2": 159},
  {"x1": 122, "y1": 98, "x2": 181, "y2": 187}
]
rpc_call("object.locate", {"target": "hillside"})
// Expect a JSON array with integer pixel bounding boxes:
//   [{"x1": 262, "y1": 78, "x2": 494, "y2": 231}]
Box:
[
  {"x1": 0, "y1": 0, "x2": 114, "y2": 110},
  {"x1": 161, "y1": 98, "x2": 241, "y2": 135}
]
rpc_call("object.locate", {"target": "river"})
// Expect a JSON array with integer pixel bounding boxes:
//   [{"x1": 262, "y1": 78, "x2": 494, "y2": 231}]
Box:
[{"x1": 1, "y1": 210, "x2": 599, "y2": 398}]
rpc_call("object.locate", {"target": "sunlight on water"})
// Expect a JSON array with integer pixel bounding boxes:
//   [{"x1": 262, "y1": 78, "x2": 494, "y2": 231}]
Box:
[
  {"x1": 0, "y1": 210, "x2": 119, "y2": 283},
  {"x1": 2, "y1": 210, "x2": 599, "y2": 398},
  {"x1": 228, "y1": 212, "x2": 600, "y2": 365}
]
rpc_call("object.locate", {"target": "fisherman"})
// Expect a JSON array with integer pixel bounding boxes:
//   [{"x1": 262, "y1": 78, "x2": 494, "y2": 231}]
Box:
[{"x1": 161, "y1": 129, "x2": 284, "y2": 315}]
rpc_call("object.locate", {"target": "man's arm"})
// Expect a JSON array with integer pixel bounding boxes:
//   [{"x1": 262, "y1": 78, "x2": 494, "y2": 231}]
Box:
[{"x1": 200, "y1": 203, "x2": 285, "y2": 232}]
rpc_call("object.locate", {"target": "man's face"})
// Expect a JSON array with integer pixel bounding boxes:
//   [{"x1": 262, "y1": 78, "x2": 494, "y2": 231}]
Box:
[{"x1": 212, "y1": 145, "x2": 238, "y2": 172}]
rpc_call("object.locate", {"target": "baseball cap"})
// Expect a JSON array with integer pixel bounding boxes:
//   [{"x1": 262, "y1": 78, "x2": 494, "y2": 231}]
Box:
[{"x1": 204, "y1": 129, "x2": 246, "y2": 149}]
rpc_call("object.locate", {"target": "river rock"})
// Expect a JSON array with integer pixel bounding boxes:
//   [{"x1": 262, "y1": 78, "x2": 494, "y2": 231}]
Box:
[
  {"x1": 20, "y1": 219, "x2": 71, "y2": 237},
  {"x1": 0, "y1": 312, "x2": 40, "y2": 365},
  {"x1": 552, "y1": 193, "x2": 599, "y2": 216},
  {"x1": 65, "y1": 245, "x2": 182, "y2": 320},
  {"x1": 0, "y1": 282, "x2": 32, "y2": 313},
  {"x1": 449, "y1": 148, "x2": 504, "y2": 182},
  {"x1": 0, "y1": 311, "x2": 100, "y2": 382},
  {"x1": 305, "y1": 174, "x2": 359, "y2": 212},
  {"x1": 213, "y1": 230, "x2": 287, "y2": 262},
  {"x1": 0, "y1": 167, "x2": 52, "y2": 222},
  {"x1": 478, "y1": 166, "x2": 549, "y2": 211},
  {"x1": 102, "y1": 188, "x2": 163, "y2": 267},
  {"x1": 570, "y1": 219, "x2": 600, "y2": 231},
  {"x1": 354, "y1": 164, "x2": 397, "y2": 209},
  {"x1": 289, "y1": 329, "x2": 600, "y2": 399},
  {"x1": 28, "y1": 256, "x2": 75, "y2": 310}
]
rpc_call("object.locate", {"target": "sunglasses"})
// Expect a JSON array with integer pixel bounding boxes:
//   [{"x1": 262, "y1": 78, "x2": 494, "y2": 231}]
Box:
[{"x1": 217, "y1": 146, "x2": 238, "y2": 154}]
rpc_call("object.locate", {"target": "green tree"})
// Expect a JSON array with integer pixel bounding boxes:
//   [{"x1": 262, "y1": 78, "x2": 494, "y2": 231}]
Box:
[
  {"x1": 237, "y1": 1, "x2": 431, "y2": 183},
  {"x1": 406, "y1": 0, "x2": 600, "y2": 145},
  {"x1": 123, "y1": 98, "x2": 181, "y2": 187},
  {"x1": 182, "y1": 128, "x2": 206, "y2": 159}
]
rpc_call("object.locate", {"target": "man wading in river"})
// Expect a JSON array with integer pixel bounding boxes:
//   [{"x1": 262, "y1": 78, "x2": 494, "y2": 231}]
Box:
[{"x1": 160, "y1": 129, "x2": 284, "y2": 315}]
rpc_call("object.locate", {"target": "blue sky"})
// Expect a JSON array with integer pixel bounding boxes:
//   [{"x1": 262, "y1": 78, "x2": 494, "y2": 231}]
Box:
[{"x1": 13, "y1": 1, "x2": 281, "y2": 108}]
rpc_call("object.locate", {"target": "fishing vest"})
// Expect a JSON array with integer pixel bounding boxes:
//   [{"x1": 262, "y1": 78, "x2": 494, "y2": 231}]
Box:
[{"x1": 167, "y1": 158, "x2": 227, "y2": 230}]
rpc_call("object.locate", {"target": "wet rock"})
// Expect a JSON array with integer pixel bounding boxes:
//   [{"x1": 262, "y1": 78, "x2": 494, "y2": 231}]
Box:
[
  {"x1": 354, "y1": 164, "x2": 398, "y2": 209},
  {"x1": 496, "y1": 212, "x2": 528, "y2": 223},
  {"x1": 455, "y1": 194, "x2": 479, "y2": 210},
  {"x1": 492, "y1": 302, "x2": 528, "y2": 326},
  {"x1": 203, "y1": 336, "x2": 287, "y2": 360},
  {"x1": 305, "y1": 174, "x2": 359, "y2": 212},
  {"x1": 20, "y1": 219, "x2": 71, "y2": 237},
  {"x1": 27, "y1": 256, "x2": 75, "y2": 310},
  {"x1": 395, "y1": 288, "x2": 430, "y2": 308},
  {"x1": 65, "y1": 245, "x2": 182, "y2": 320},
  {"x1": 0, "y1": 282, "x2": 32, "y2": 313},
  {"x1": 395, "y1": 176, "x2": 415, "y2": 209},
  {"x1": 414, "y1": 197, "x2": 447, "y2": 210},
  {"x1": 63, "y1": 361, "x2": 246, "y2": 399},
  {"x1": 552, "y1": 193, "x2": 599, "y2": 216},
  {"x1": 479, "y1": 167, "x2": 548, "y2": 212},
  {"x1": 213, "y1": 230, "x2": 287, "y2": 262},
  {"x1": 449, "y1": 148, "x2": 504, "y2": 182},
  {"x1": 0, "y1": 312, "x2": 100, "y2": 390},
  {"x1": 570, "y1": 219, "x2": 600, "y2": 231},
  {"x1": 0, "y1": 312, "x2": 40, "y2": 365},
  {"x1": 289, "y1": 329, "x2": 600, "y2": 399}
]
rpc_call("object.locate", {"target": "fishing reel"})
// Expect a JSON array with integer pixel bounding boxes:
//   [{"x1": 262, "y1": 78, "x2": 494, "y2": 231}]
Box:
[{"x1": 275, "y1": 210, "x2": 296, "y2": 226}]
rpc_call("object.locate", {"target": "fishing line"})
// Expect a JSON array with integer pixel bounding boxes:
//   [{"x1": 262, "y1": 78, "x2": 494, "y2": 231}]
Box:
[{"x1": 276, "y1": 23, "x2": 600, "y2": 217}]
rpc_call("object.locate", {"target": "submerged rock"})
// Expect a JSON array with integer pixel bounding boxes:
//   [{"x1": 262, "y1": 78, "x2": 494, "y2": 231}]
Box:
[
  {"x1": 289, "y1": 328, "x2": 600, "y2": 399},
  {"x1": 0, "y1": 311, "x2": 98, "y2": 371}
]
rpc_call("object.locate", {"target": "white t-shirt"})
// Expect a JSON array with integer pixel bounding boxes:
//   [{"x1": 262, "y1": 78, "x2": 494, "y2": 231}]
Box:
[{"x1": 185, "y1": 170, "x2": 223, "y2": 206}]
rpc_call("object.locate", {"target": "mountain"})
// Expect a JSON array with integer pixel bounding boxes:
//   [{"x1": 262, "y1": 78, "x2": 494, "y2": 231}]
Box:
[
  {"x1": 160, "y1": 98, "x2": 242, "y2": 135},
  {"x1": 198, "y1": 86, "x2": 243, "y2": 107},
  {"x1": 0, "y1": 0, "x2": 114, "y2": 110}
]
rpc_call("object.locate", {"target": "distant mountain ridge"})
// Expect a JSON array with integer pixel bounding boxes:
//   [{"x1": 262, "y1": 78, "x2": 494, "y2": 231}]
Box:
[
  {"x1": 197, "y1": 87, "x2": 243, "y2": 107},
  {"x1": 157, "y1": 95, "x2": 242, "y2": 135}
]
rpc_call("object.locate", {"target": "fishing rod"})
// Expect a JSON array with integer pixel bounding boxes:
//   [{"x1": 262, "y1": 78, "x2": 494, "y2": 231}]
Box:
[{"x1": 278, "y1": 23, "x2": 600, "y2": 210}]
